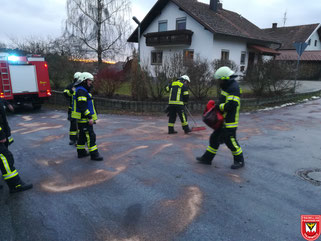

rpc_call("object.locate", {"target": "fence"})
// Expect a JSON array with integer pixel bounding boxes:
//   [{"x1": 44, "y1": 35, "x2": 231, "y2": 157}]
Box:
[{"x1": 49, "y1": 89, "x2": 321, "y2": 113}]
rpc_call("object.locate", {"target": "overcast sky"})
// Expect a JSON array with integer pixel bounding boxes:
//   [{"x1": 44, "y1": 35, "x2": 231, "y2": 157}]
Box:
[{"x1": 0, "y1": 0, "x2": 320, "y2": 44}]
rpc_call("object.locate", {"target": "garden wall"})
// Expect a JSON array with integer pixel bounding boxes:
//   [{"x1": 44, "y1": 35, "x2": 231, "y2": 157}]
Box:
[{"x1": 49, "y1": 89, "x2": 321, "y2": 113}]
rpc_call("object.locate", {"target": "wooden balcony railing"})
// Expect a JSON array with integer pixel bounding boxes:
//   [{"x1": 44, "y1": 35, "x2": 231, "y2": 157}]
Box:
[{"x1": 144, "y1": 30, "x2": 193, "y2": 46}]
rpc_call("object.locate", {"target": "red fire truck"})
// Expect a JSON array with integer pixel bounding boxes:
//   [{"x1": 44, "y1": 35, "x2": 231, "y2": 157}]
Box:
[{"x1": 0, "y1": 52, "x2": 51, "y2": 109}]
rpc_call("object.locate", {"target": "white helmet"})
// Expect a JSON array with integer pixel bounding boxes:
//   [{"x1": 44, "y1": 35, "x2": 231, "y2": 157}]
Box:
[
  {"x1": 214, "y1": 66, "x2": 235, "y2": 80},
  {"x1": 74, "y1": 72, "x2": 82, "y2": 80},
  {"x1": 179, "y1": 75, "x2": 190, "y2": 83},
  {"x1": 74, "y1": 72, "x2": 94, "y2": 85}
]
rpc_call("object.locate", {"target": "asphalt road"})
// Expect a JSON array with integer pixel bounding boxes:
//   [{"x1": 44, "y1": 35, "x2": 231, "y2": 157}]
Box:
[{"x1": 1, "y1": 99, "x2": 321, "y2": 241}]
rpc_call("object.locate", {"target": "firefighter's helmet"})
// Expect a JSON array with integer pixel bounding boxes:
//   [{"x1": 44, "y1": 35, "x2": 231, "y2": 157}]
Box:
[
  {"x1": 74, "y1": 72, "x2": 94, "y2": 85},
  {"x1": 214, "y1": 66, "x2": 235, "y2": 80},
  {"x1": 179, "y1": 75, "x2": 190, "y2": 83},
  {"x1": 74, "y1": 72, "x2": 82, "y2": 80}
]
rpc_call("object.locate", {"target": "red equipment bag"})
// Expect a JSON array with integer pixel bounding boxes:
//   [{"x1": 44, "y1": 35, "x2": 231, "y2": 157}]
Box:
[{"x1": 202, "y1": 106, "x2": 224, "y2": 130}]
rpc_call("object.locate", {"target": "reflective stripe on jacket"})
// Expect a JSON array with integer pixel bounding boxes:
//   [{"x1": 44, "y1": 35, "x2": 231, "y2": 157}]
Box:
[
  {"x1": 218, "y1": 80, "x2": 241, "y2": 128},
  {"x1": 167, "y1": 81, "x2": 189, "y2": 105},
  {"x1": 71, "y1": 86, "x2": 97, "y2": 122}
]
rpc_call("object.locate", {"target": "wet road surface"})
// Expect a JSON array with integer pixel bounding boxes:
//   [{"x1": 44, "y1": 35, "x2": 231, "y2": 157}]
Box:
[{"x1": 1, "y1": 99, "x2": 321, "y2": 241}]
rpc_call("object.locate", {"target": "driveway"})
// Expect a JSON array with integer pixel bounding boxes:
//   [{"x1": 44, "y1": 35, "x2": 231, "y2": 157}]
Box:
[
  {"x1": 1, "y1": 99, "x2": 321, "y2": 241},
  {"x1": 295, "y1": 80, "x2": 321, "y2": 93}
]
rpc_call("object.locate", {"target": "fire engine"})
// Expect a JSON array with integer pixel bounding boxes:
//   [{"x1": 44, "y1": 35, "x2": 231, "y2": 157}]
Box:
[{"x1": 0, "y1": 52, "x2": 51, "y2": 109}]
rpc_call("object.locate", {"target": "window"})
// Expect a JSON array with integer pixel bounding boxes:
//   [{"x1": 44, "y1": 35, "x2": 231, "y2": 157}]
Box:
[
  {"x1": 183, "y1": 50, "x2": 194, "y2": 64},
  {"x1": 315, "y1": 40, "x2": 318, "y2": 47},
  {"x1": 240, "y1": 51, "x2": 246, "y2": 65},
  {"x1": 176, "y1": 17, "x2": 186, "y2": 30},
  {"x1": 308, "y1": 39, "x2": 311, "y2": 45},
  {"x1": 221, "y1": 50, "x2": 229, "y2": 61},
  {"x1": 151, "y1": 51, "x2": 163, "y2": 65},
  {"x1": 158, "y1": 20, "x2": 167, "y2": 32}
]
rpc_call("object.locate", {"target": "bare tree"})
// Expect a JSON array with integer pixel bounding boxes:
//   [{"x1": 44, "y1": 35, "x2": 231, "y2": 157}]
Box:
[
  {"x1": 64, "y1": 0, "x2": 131, "y2": 69},
  {"x1": 9, "y1": 36, "x2": 53, "y2": 55},
  {"x1": 0, "y1": 42, "x2": 7, "y2": 49}
]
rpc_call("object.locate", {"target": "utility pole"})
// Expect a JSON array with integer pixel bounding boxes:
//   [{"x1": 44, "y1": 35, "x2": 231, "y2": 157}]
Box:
[{"x1": 132, "y1": 16, "x2": 141, "y2": 65}]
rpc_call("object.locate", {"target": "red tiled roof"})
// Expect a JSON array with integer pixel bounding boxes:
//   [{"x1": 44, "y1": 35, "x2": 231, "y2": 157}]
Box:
[
  {"x1": 262, "y1": 24, "x2": 320, "y2": 50},
  {"x1": 128, "y1": 0, "x2": 278, "y2": 45},
  {"x1": 276, "y1": 50, "x2": 321, "y2": 61},
  {"x1": 249, "y1": 45, "x2": 280, "y2": 55}
]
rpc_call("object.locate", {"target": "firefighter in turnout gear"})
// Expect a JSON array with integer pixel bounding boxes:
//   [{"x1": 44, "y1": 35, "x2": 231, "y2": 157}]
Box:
[
  {"x1": 64, "y1": 72, "x2": 81, "y2": 145},
  {"x1": 197, "y1": 66, "x2": 244, "y2": 169},
  {"x1": 0, "y1": 99, "x2": 33, "y2": 193},
  {"x1": 165, "y1": 75, "x2": 192, "y2": 134},
  {"x1": 72, "y1": 72, "x2": 103, "y2": 161}
]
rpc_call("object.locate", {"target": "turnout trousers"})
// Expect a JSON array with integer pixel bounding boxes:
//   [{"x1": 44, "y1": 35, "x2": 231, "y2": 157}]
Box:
[
  {"x1": 0, "y1": 143, "x2": 21, "y2": 188},
  {"x1": 207, "y1": 128, "x2": 243, "y2": 161},
  {"x1": 77, "y1": 122, "x2": 98, "y2": 156},
  {"x1": 68, "y1": 111, "x2": 78, "y2": 141},
  {"x1": 168, "y1": 105, "x2": 189, "y2": 131}
]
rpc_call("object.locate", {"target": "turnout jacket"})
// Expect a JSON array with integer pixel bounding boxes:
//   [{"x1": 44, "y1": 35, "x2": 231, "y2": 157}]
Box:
[
  {"x1": 218, "y1": 79, "x2": 241, "y2": 129},
  {"x1": 63, "y1": 82, "x2": 75, "y2": 110},
  {"x1": 166, "y1": 80, "x2": 189, "y2": 105},
  {"x1": 0, "y1": 99, "x2": 11, "y2": 140},
  {"x1": 71, "y1": 86, "x2": 97, "y2": 123}
]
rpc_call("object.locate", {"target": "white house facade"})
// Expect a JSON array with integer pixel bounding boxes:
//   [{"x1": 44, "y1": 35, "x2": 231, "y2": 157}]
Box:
[
  {"x1": 139, "y1": 1, "x2": 249, "y2": 73},
  {"x1": 305, "y1": 24, "x2": 321, "y2": 51},
  {"x1": 128, "y1": 0, "x2": 280, "y2": 76}
]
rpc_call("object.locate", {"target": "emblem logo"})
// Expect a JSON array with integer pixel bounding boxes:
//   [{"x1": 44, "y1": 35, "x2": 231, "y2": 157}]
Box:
[{"x1": 301, "y1": 215, "x2": 321, "y2": 241}]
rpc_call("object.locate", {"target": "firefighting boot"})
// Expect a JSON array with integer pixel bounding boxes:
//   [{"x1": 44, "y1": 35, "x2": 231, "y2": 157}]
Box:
[
  {"x1": 78, "y1": 150, "x2": 90, "y2": 158},
  {"x1": 196, "y1": 151, "x2": 215, "y2": 165},
  {"x1": 7, "y1": 176, "x2": 33, "y2": 194},
  {"x1": 168, "y1": 127, "x2": 177, "y2": 134},
  {"x1": 90, "y1": 151, "x2": 104, "y2": 161},
  {"x1": 183, "y1": 126, "x2": 192, "y2": 134},
  {"x1": 231, "y1": 154, "x2": 245, "y2": 169}
]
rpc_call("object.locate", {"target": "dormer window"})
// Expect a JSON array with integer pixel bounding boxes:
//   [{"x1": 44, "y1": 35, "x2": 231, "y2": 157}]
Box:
[
  {"x1": 158, "y1": 20, "x2": 168, "y2": 32},
  {"x1": 176, "y1": 17, "x2": 186, "y2": 30}
]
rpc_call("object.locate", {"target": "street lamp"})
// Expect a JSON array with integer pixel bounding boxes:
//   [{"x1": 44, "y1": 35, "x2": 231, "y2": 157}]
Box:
[{"x1": 132, "y1": 16, "x2": 141, "y2": 65}]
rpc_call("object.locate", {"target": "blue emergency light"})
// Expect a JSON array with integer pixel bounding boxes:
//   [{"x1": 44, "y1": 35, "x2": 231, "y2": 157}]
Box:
[{"x1": 8, "y1": 55, "x2": 19, "y2": 62}]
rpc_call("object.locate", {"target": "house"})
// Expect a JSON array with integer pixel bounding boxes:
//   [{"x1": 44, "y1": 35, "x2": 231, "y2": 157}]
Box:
[
  {"x1": 127, "y1": 0, "x2": 280, "y2": 76},
  {"x1": 263, "y1": 23, "x2": 321, "y2": 79}
]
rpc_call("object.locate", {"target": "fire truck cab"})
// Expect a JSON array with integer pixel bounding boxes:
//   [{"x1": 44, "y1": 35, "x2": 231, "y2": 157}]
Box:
[{"x1": 0, "y1": 52, "x2": 51, "y2": 109}]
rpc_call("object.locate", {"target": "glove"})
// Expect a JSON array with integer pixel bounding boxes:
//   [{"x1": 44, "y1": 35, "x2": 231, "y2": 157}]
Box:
[{"x1": 8, "y1": 136, "x2": 14, "y2": 146}]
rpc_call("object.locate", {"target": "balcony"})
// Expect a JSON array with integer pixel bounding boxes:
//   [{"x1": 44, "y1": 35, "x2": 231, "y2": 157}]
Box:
[{"x1": 144, "y1": 30, "x2": 193, "y2": 47}]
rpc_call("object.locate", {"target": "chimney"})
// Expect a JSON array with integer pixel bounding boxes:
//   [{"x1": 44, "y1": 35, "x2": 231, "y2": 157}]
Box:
[
  {"x1": 272, "y1": 23, "x2": 277, "y2": 29},
  {"x1": 210, "y1": 0, "x2": 220, "y2": 12}
]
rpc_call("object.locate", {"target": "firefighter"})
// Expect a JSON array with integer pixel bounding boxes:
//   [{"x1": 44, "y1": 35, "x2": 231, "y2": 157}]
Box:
[
  {"x1": 72, "y1": 72, "x2": 103, "y2": 161},
  {"x1": 196, "y1": 66, "x2": 245, "y2": 169},
  {"x1": 166, "y1": 75, "x2": 191, "y2": 134},
  {"x1": 64, "y1": 72, "x2": 81, "y2": 145},
  {"x1": 0, "y1": 99, "x2": 33, "y2": 193}
]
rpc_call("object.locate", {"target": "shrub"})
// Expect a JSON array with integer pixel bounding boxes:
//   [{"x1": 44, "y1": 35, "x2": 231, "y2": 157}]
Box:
[
  {"x1": 244, "y1": 60, "x2": 294, "y2": 97},
  {"x1": 185, "y1": 57, "x2": 214, "y2": 100},
  {"x1": 146, "y1": 53, "x2": 186, "y2": 100},
  {"x1": 212, "y1": 59, "x2": 238, "y2": 72},
  {"x1": 94, "y1": 67, "x2": 124, "y2": 98},
  {"x1": 128, "y1": 57, "x2": 148, "y2": 101}
]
